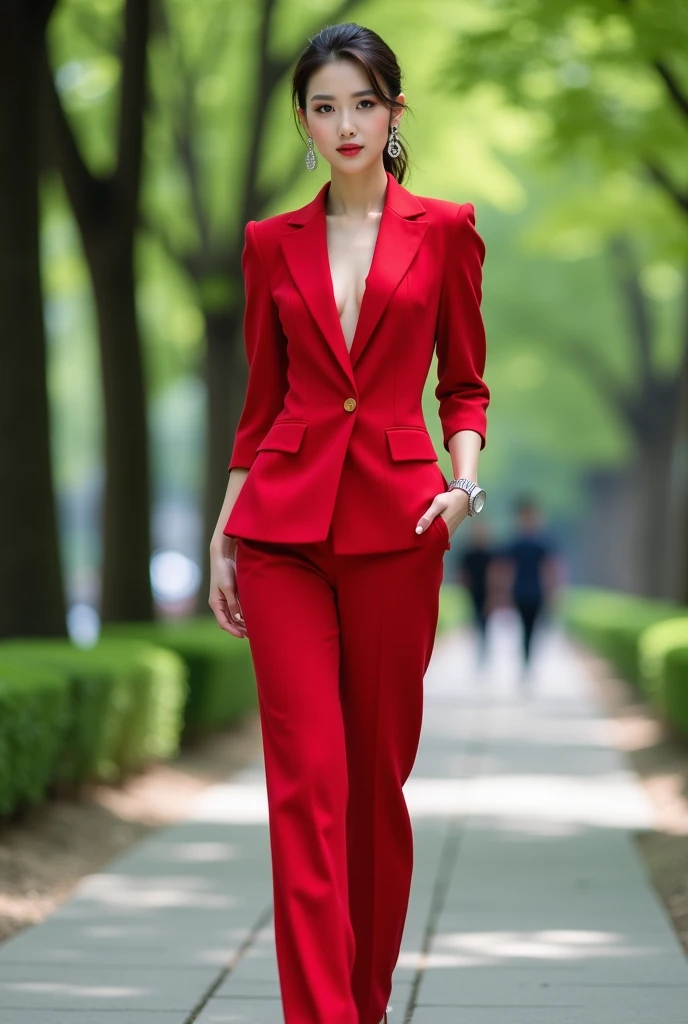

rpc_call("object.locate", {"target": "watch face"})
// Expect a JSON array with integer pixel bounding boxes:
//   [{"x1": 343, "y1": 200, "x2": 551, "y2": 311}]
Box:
[{"x1": 473, "y1": 491, "x2": 486, "y2": 514}]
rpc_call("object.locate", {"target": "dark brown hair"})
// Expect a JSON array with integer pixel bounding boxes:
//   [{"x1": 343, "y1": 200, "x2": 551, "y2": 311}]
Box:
[{"x1": 290, "y1": 22, "x2": 412, "y2": 185}]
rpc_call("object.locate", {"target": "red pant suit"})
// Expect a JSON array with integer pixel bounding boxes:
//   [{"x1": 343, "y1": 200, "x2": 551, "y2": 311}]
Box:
[{"x1": 223, "y1": 170, "x2": 489, "y2": 1024}]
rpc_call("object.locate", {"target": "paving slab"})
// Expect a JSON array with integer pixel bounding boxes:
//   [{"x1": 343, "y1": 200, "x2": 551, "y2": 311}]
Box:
[
  {"x1": 0, "y1": 1014, "x2": 185, "y2": 1024},
  {"x1": 0, "y1": 962, "x2": 220, "y2": 1012}
]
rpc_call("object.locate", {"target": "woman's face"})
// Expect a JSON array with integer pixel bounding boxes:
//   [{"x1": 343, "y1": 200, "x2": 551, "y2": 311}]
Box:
[{"x1": 298, "y1": 58, "x2": 403, "y2": 174}]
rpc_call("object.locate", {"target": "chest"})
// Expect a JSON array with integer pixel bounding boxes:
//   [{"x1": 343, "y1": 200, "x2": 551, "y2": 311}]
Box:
[{"x1": 325, "y1": 213, "x2": 382, "y2": 352}]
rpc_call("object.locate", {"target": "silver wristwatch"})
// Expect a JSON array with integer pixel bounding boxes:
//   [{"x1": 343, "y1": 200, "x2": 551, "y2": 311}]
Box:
[{"x1": 448, "y1": 477, "x2": 486, "y2": 516}]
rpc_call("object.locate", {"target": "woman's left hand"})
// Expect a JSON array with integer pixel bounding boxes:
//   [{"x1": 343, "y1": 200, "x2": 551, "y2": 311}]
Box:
[{"x1": 416, "y1": 488, "x2": 470, "y2": 540}]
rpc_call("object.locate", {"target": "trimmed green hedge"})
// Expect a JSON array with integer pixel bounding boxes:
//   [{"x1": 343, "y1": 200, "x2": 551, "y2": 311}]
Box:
[
  {"x1": 0, "y1": 638, "x2": 187, "y2": 814},
  {"x1": 639, "y1": 617, "x2": 688, "y2": 739},
  {"x1": 562, "y1": 586, "x2": 688, "y2": 742},
  {"x1": 561, "y1": 586, "x2": 680, "y2": 686},
  {"x1": 0, "y1": 663, "x2": 71, "y2": 816},
  {"x1": 665, "y1": 646, "x2": 688, "y2": 740},
  {"x1": 0, "y1": 618, "x2": 258, "y2": 819},
  {"x1": 101, "y1": 617, "x2": 257, "y2": 734}
]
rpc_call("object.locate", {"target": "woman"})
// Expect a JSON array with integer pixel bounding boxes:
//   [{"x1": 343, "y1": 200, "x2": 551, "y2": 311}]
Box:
[{"x1": 209, "y1": 22, "x2": 490, "y2": 1024}]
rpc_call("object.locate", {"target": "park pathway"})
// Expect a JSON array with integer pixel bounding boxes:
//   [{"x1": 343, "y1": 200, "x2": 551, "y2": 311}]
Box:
[{"x1": 0, "y1": 611, "x2": 687, "y2": 1023}]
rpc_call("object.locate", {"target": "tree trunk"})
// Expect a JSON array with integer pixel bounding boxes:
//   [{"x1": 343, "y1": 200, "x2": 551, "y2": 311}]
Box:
[
  {"x1": 42, "y1": 0, "x2": 154, "y2": 623},
  {"x1": 607, "y1": 235, "x2": 685, "y2": 598},
  {"x1": 578, "y1": 467, "x2": 640, "y2": 592},
  {"x1": 88, "y1": 237, "x2": 153, "y2": 623},
  {"x1": 0, "y1": 1, "x2": 66, "y2": 638},
  {"x1": 634, "y1": 437, "x2": 677, "y2": 598},
  {"x1": 667, "y1": 326, "x2": 688, "y2": 602}
]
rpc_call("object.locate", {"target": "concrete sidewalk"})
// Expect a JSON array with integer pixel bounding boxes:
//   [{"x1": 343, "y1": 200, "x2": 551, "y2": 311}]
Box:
[{"x1": 0, "y1": 613, "x2": 686, "y2": 1023}]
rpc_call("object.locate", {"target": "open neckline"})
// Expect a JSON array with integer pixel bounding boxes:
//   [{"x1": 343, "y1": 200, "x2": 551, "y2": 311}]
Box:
[{"x1": 323, "y1": 182, "x2": 388, "y2": 357}]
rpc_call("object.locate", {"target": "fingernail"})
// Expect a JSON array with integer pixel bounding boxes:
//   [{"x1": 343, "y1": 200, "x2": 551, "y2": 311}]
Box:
[{"x1": 416, "y1": 526, "x2": 423, "y2": 534}]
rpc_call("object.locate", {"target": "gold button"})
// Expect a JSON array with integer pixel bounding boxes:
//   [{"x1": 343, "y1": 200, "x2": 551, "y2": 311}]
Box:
[{"x1": 343, "y1": 398, "x2": 357, "y2": 412}]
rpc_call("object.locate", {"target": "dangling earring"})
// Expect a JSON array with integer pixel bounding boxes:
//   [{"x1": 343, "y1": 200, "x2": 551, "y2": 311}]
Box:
[
  {"x1": 387, "y1": 124, "x2": 401, "y2": 158},
  {"x1": 305, "y1": 135, "x2": 317, "y2": 171}
]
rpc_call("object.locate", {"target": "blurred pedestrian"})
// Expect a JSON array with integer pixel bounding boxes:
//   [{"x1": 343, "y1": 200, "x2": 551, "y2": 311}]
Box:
[
  {"x1": 455, "y1": 519, "x2": 497, "y2": 666},
  {"x1": 495, "y1": 496, "x2": 562, "y2": 689}
]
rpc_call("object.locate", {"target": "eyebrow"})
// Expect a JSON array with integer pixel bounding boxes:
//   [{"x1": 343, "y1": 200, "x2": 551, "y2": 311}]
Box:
[{"x1": 309, "y1": 89, "x2": 376, "y2": 101}]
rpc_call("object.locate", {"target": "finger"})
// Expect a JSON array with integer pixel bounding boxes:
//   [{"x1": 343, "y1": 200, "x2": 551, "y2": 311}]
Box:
[
  {"x1": 208, "y1": 596, "x2": 245, "y2": 637},
  {"x1": 415, "y1": 503, "x2": 442, "y2": 534},
  {"x1": 211, "y1": 588, "x2": 248, "y2": 638},
  {"x1": 222, "y1": 587, "x2": 246, "y2": 629}
]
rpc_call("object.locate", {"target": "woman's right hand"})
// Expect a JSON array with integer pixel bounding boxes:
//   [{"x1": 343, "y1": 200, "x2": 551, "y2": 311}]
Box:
[{"x1": 209, "y1": 537, "x2": 248, "y2": 638}]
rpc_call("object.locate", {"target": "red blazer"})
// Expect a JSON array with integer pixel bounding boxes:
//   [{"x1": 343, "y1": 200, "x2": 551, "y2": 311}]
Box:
[{"x1": 223, "y1": 170, "x2": 489, "y2": 555}]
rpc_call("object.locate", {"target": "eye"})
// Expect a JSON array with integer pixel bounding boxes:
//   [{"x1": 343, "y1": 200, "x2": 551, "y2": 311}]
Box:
[{"x1": 313, "y1": 100, "x2": 377, "y2": 113}]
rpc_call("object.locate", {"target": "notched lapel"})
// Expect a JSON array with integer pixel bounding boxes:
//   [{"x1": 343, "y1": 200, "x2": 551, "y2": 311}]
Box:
[
  {"x1": 280, "y1": 172, "x2": 427, "y2": 384},
  {"x1": 281, "y1": 216, "x2": 351, "y2": 382},
  {"x1": 349, "y1": 213, "x2": 427, "y2": 369}
]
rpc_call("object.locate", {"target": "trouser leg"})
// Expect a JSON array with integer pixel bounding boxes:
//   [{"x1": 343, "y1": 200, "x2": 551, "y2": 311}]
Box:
[
  {"x1": 235, "y1": 537, "x2": 357, "y2": 1024},
  {"x1": 471, "y1": 594, "x2": 489, "y2": 664},
  {"x1": 335, "y1": 518, "x2": 447, "y2": 1024},
  {"x1": 517, "y1": 599, "x2": 541, "y2": 665}
]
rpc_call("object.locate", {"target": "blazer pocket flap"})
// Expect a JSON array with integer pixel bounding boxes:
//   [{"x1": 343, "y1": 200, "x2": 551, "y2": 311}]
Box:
[
  {"x1": 257, "y1": 420, "x2": 308, "y2": 453},
  {"x1": 385, "y1": 427, "x2": 438, "y2": 462}
]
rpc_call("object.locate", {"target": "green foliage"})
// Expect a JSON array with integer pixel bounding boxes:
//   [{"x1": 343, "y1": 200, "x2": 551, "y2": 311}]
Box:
[
  {"x1": 442, "y1": 0, "x2": 688, "y2": 194},
  {"x1": 561, "y1": 584, "x2": 681, "y2": 685},
  {"x1": 0, "y1": 664, "x2": 71, "y2": 816},
  {"x1": 664, "y1": 645, "x2": 688, "y2": 741},
  {"x1": 561, "y1": 587, "x2": 688, "y2": 742},
  {"x1": 100, "y1": 617, "x2": 257, "y2": 734},
  {"x1": 638, "y1": 617, "x2": 688, "y2": 734},
  {"x1": 0, "y1": 620, "x2": 259, "y2": 818},
  {"x1": 0, "y1": 638, "x2": 188, "y2": 813}
]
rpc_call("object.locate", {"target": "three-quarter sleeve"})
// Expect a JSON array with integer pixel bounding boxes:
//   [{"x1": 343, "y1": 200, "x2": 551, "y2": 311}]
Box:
[
  {"x1": 434, "y1": 202, "x2": 490, "y2": 452},
  {"x1": 227, "y1": 219, "x2": 289, "y2": 471}
]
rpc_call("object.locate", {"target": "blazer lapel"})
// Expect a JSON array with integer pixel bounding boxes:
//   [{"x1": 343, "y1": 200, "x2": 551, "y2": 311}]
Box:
[{"x1": 281, "y1": 171, "x2": 428, "y2": 385}]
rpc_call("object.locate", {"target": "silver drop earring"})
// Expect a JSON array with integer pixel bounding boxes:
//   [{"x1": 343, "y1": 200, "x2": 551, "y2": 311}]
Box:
[
  {"x1": 305, "y1": 135, "x2": 317, "y2": 171},
  {"x1": 387, "y1": 123, "x2": 401, "y2": 158}
]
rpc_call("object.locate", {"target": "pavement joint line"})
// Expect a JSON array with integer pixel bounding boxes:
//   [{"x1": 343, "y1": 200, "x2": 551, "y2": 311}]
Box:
[
  {"x1": 404, "y1": 816, "x2": 464, "y2": 1024},
  {"x1": 404, "y1": 709, "x2": 491, "y2": 1023},
  {"x1": 182, "y1": 902, "x2": 273, "y2": 1023}
]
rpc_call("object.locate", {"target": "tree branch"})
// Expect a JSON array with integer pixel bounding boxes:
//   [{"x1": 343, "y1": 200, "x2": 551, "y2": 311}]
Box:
[
  {"x1": 619, "y1": 0, "x2": 688, "y2": 123},
  {"x1": 644, "y1": 161, "x2": 688, "y2": 216},
  {"x1": 560, "y1": 337, "x2": 626, "y2": 418},
  {"x1": 654, "y1": 60, "x2": 688, "y2": 123},
  {"x1": 607, "y1": 235, "x2": 654, "y2": 394},
  {"x1": 40, "y1": 37, "x2": 106, "y2": 227},
  {"x1": 115, "y1": 0, "x2": 150, "y2": 218}
]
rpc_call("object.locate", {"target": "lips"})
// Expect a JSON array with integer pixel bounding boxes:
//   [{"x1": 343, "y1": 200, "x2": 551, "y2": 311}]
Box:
[{"x1": 338, "y1": 145, "x2": 363, "y2": 153}]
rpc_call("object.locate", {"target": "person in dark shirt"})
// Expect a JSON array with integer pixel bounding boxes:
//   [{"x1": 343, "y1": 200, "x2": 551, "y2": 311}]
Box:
[
  {"x1": 456, "y1": 520, "x2": 498, "y2": 665},
  {"x1": 496, "y1": 497, "x2": 562, "y2": 688}
]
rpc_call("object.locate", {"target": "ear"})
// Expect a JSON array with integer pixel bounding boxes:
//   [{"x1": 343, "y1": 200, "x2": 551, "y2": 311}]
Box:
[
  {"x1": 392, "y1": 92, "x2": 405, "y2": 129},
  {"x1": 297, "y1": 106, "x2": 310, "y2": 136}
]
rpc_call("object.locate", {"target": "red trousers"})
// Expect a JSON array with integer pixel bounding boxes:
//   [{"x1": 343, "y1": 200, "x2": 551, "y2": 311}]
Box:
[{"x1": 235, "y1": 513, "x2": 451, "y2": 1024}]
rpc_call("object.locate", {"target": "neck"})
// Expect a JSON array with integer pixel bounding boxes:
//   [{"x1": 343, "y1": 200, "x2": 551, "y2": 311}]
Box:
[{"x1": 325, "y1": 164, "x2": 389, "y2": 219}]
